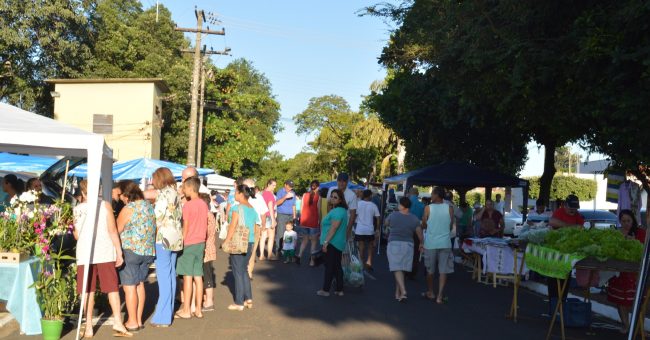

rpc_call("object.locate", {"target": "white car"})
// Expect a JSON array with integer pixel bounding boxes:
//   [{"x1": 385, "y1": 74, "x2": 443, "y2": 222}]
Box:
[{"x1": 503, "y1": 211, "x2": 524, "y2": 235}]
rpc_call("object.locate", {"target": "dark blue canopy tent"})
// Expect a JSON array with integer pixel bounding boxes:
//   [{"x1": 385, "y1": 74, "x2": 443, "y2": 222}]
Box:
[{"x1": 379, "y1": 161, "x2": 530, "y2": 249}]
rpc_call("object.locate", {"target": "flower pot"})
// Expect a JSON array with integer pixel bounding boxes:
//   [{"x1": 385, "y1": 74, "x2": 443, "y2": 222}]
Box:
[{"x1": 40, "y1": 318, "x2": 63, "y2": 340}]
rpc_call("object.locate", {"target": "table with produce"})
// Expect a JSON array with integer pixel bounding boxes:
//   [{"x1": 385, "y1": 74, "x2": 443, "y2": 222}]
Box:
[{"x1": 518, "y1": 227, "x2": 645, "y2": 340}]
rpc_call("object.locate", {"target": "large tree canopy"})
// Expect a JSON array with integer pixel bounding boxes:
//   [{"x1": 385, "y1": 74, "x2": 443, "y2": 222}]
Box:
[
  {"x1": 0, "y1": 1, "x2": 281, "y2": 176},
  {"x1": 364, "y1": 0, "x2": 647, "y2": 202},
  {"x1": 294, "y1": 95, "x2": 398, "y2": 183},
  {"x1": 202, "y1": 59, "x2": 281, "y2": 178}
]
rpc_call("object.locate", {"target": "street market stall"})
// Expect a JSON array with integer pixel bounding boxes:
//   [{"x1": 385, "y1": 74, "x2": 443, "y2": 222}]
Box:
[
  {"x1": 0, "y1": 102, "x2": 113, "y2": 340},
  {"x1": 522, "y1": 228, "x2": 645, "y2": 340},
  {"x1": 380, "y1": 161, "x2": 530, "y2": 250}
]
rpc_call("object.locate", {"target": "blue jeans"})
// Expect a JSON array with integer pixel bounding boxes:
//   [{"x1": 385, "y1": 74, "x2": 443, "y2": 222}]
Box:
[
  {"x1": 151, "y1": 244, "x2": 177, "y2": 325},
  {"x1": 230, "y1": 243, "x2": 253, "y2": 305}
]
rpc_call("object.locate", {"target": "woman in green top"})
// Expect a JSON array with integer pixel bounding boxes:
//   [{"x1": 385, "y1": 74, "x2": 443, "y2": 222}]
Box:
[
  {"x1": 224, "y1": 184, "x2": 258, "y2": 311},
  {"x1": 317, "y1": 189, "x2": 348, "y2": 297}
]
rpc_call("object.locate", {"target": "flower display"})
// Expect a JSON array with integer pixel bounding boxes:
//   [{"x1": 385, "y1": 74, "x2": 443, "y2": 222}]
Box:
[{"x1": 0, "y1": 191, "x2": 78, "y2": 320}]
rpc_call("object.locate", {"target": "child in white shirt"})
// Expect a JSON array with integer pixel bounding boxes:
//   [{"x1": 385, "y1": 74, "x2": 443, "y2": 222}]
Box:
[{"x1": 282, "y1": 221, "x2": 298, "y2": 264}]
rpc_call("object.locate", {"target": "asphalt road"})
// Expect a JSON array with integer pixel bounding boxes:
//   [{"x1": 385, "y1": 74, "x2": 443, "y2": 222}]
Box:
[{"x1": 3, "y1": 247, "x2": 630, "y2": 340}]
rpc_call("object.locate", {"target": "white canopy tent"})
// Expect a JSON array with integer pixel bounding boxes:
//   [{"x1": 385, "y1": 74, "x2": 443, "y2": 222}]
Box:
[
  {"x1": 206, "y1": 173, "x2": 235, "y2": 191},
  {"x1": 0, "y1": 103, "x2": 112, "y2": 340}
]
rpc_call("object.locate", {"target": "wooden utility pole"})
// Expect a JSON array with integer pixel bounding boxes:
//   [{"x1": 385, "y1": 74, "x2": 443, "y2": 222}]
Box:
[
  {"x1": 175, "y1": 8, "x2": 225, "y2": 166},
  {"x1": 181, "y1": 46, "x2": 231, "y2": 167},
  {"x1": 197, "y1": 56, "x2": 207, "y2": 168}
]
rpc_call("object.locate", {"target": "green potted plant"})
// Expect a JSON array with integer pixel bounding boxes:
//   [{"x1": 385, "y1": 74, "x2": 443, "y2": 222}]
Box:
[{"x1": 28, "y1": 197, "x2": 77, "y2": 340}]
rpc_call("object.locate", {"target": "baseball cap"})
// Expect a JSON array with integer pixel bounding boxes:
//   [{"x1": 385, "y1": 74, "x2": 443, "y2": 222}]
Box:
[
  {"x1": 565, "y1": 195, "x2": 580, "y2": 209},
  {"x1": 337, "y1": 173, "x2": 349, "y2": 182},
  {"x1": 284, "y1": 180, "x2": 294, "y2": 188}
]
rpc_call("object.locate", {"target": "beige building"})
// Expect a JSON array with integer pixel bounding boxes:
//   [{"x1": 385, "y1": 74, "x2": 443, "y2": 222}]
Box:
[{"x1": 46, "y1": 78, "x2": 169, "y2": 161}]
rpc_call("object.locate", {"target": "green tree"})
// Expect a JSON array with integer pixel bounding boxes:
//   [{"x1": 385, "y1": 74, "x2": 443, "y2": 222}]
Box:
[
  {"x1": 0, "y1": 0, "x2": 94, "y2": 113},
  {"x1": 576, "y1": 1, "x2": 650, "y2": 221},
  {"x1": 202, "y1": 59, "x2": 281, "y2": 177},
  {"x1": 364, "y1": 1, "x2": 609, "y2": 203},
  {"x1": 554, "y1": 146, "x2": 582, "y2": 174},
  {"x1": 294, "y1": 95, "x2": 399, "y2": 182},
  {"x1": 254, "y1": 151, "x2": 330, "y2": 194}
]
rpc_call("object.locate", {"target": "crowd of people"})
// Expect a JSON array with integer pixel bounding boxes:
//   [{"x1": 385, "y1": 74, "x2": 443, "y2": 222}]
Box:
[{"x1": 2, "y1": 168, "x2": 646, "y2": 335}]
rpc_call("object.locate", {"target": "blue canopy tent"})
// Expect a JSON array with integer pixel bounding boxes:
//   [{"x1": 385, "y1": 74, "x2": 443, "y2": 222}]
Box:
[
  {"x1": 70, "y1": 158, "x2": 214, "y2": 180},
  {"x1": 0, "y1": 152, "x2": 58, "y2": 174},
  {"x1": 319, "y1": 180, "x2": 366, "y2": 191}
]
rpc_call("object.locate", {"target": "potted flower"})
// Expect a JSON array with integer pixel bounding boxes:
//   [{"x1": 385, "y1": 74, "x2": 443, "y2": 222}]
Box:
[
  {"x1": 0, "y1": 190, "x2": 42, "y2": 258},
  {"x1": 27, "y1": 197, "x2": 77, "y2": 340}
]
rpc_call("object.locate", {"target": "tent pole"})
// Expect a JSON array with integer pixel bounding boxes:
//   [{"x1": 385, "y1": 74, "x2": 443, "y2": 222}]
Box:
[
  {"x1": 522, "y1": 182, "x2": 529, "y2": 221},
  {"x1": 629, "y1": 231, "x2": 650, "y2": 339},
  {"x1": 61, "y1": 160, "x2": 70, "y2": 201}
]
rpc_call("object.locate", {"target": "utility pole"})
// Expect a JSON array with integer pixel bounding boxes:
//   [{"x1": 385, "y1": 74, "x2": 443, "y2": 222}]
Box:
[
  {"x1": 181, "y1": 46, "x2": 231, "y2": 167},
  {"x1": 175, "y1": 8, "x2": 225, "y2": 166},
  {"x1": 197, "y1": 56, "x2": 207, "y2": 168}
]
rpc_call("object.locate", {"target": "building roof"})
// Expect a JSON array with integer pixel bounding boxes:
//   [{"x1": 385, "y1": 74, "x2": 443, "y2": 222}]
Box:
[
  {"x1": 577, "y1": 159, "x2": 611, "y2": 174},
  {"x1": 45, "y1": 78, "x2": 170, "y2": 93}
]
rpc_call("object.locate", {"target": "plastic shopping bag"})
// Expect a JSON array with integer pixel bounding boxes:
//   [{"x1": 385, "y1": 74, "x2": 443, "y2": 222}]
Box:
[
  {"x1": 343, "y1": 241, "x2": 364, "y2": 287},
  {"x1": 218, "y1": 220, "x2": 229, "y2": 240}
]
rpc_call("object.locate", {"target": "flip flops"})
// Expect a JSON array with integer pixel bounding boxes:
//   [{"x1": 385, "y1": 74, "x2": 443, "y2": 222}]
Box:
[
  {"x1": 112, "y1": 327, "x2": 133, "y2": 338},
  {"x1": 174, "y1": 312, "x2": 192, "y2": 319},
  {"x1": 420, "y1": 292, "x2": 435, "y2": 300}
]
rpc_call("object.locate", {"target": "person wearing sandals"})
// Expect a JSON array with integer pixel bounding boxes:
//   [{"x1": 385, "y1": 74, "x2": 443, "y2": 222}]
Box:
[
  {"x1": 149, "y1": 167, "x2": 183, "y2": 328},
  {"x1": 200, "y1": 193, "x2": 217, "y2": 312},
  {"x1": 116, "y1": 181, "x2": 156, "y2": 332},
  {"x1": 420, "y1": 186, "x2": 454, "y2": 304},
  {"x1": 317, "y1": 189, "x2": 348, "y2": 297},
  {"x1": 386, "y1": 196, "x2": 424, "y2": 302},
  {"x1": 223, "y1": 184, "x2": 258, "y2": 311},
  {"x1": 73, "y1": 180, "x2": 132, "y2": 338},
  {"x1": 174, "y1": 177, "x2": 208, "y2": 319}
]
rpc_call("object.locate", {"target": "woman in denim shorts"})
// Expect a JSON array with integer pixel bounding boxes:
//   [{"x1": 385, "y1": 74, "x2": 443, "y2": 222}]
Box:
[
  {"x1": 297, "y1": 180, "x2": 321, "y2": 266},
  {"x1": 117, "y1": 181, "x2": 156, "y2": 332}
]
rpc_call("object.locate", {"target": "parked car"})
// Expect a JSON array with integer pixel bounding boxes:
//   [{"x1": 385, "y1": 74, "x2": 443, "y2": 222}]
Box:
[{"x1": 579, "y1": 209, "x2": 618, "y2": 230}]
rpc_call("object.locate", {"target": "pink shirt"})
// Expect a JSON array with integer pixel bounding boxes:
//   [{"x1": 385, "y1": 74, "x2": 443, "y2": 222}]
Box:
[
  {"x1": 262, "y1": 190, "x2": 276, "y2": 217},
  {"x1": 182, "y1": 198, "x2": 208, "y2": 246}
]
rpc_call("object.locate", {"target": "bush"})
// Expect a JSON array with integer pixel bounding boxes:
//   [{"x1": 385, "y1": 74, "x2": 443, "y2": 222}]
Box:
[{"x1": 526, "y1": 175, "x2": 597, "y2": 201}]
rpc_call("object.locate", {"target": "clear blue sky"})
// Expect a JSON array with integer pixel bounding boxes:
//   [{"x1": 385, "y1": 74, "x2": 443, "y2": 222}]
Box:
[{"x1": 157, "y1": 0, "x2": 391, "y2": 159}]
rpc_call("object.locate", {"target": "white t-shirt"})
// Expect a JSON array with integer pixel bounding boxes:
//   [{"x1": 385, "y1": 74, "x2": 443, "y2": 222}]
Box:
[
  {"x1": 249, "y1": 195, "x2": 269, "y2": 225},
  {"x1": 355, "y1": 200, "x2": 380, "y2": 235},
  {"x1": 283, "y1": 230, "x2": 298, "y2": 250},
  {"x1": 495, "y1": 201, "x2": 505, "y2": 214},
  {"x1": 74, "y1": 201, "x2": 117, "y2": 265}
]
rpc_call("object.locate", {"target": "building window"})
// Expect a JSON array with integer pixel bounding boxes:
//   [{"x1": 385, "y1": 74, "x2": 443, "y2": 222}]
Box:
[{"x1": 93, "y1": 114, "x2": 113, "y2": 134}]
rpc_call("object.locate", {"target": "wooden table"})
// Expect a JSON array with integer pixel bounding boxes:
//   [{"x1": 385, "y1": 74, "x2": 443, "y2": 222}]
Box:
[{"x1": 543, "y1": 257, "x2": 643, "y2": 340}]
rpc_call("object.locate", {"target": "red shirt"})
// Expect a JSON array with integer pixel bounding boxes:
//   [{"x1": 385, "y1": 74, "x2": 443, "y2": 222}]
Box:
[
  {"x1": 182, "y1": 198, "x2": 208, "y2": 246},
  {"x1": 262, "y1": 190, "x2": 276, "y2": 217},
  {"x1": 300, "y1": 192, "x2": 320, "y2": 228},
  {"x1": 551, "y1": 208, "x2": 585, "y2": 226}
]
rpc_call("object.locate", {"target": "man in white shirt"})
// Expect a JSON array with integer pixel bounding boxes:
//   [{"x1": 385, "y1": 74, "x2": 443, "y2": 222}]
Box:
[
  {"x1": 327, "y1": 173, "x2": 358, "y2": 237},
  {"x1": 494, "y1": 194, "x2": 505, "y2": 215},
  {"x1": 526, "y1": 199, "x2": 552, "y2": 226},
  {"x1": 354, "y1": 189, "x2": 380, "y2": 271}
]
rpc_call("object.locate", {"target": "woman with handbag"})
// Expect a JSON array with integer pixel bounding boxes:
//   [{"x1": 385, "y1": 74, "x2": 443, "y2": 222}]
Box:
[
  {"x1": 317, "y1": 189, "x2": 349, "y2": 297},
  {"x1": 150, "y1": 167, "x2": 183, "y2": 327},
  {"x1": 222, "y1": 184, "x2": 258, "y2": 311}
]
